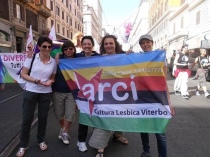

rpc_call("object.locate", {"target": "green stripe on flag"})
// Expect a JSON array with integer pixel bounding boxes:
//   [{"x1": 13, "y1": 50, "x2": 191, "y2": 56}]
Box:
[{"x1": 79, "y1": 113, "x2": 170, "y2": 133}]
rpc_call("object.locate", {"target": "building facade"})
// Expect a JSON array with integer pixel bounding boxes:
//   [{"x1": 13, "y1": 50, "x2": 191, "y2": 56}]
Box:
[
  {"x1": 46, "y1": 0, "x2": 83, "y2": 40},
  {"x1": 0, "y1": 0, "x2": 51, "y2": 53},
  {"x1": 83, "y1": 0, "x2": 102, "y2": 49},
  {"x1": 128, "y1": 0, "x2": 150, "y2": 52},
  {"x1": 147, "y1": 0, "x2": 210, "y2": 59}
]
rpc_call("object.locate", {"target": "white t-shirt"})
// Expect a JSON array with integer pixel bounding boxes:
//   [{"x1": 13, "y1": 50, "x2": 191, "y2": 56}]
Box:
[{"x1": 23, "y1": 53, "x2": 57, "y2": 93}]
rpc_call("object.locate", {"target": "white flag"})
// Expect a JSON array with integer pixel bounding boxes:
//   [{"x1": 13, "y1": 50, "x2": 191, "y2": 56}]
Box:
[
  {"x1": 26, "y1": 25, "x2": 34, "y2": 51},
  {"x1": 48, "y1": 25, "x2": 57, "y2": 41}
]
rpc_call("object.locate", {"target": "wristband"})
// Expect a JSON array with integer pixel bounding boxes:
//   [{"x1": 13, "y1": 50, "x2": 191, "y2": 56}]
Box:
[{"x1": 34, "y1": 79, "x2": 38, "y2": 84}]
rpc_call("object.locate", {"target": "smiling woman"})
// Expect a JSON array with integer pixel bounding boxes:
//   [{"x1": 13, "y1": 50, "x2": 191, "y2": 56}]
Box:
[{"x1": 16, "y1": 36, "x2": 57, "y2": 157}]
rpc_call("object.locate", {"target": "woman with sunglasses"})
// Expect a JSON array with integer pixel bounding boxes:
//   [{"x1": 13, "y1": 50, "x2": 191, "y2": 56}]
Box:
[
  {"x1": 16, "y1": 36, "x2": 57, "y2": 157},
  {"x1": 88, "y1": 35, "x2": 128, "y2": 157},
  {"x1": 52, "y1": 40, "x2": 77, "y2": 145}
]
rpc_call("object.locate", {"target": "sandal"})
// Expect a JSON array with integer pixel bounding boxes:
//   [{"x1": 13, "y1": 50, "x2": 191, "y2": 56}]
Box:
[
  {"x1": 112, "y1": 135, "x2": 128, "y2": 145},
  {"x1": 96, "y1": 151, "x2": 104, "y2": 157},
  {"x1": 16, "y1": 147, "x2": 28, "y2": 157},
  {"x1": 38, "y1": 142, "x2": 48, "y2": 151}
]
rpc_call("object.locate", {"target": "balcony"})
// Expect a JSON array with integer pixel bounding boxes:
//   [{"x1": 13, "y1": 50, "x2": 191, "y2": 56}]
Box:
[
  {"x1": 28, "y1": 2, "x2": 39, "y2": 11},
  {"x1": 38, "y1": 5, "x2": 51, "y2": 18},
  {"x1": 16, "y1": 0, "x2": 31, "y2": 3}
]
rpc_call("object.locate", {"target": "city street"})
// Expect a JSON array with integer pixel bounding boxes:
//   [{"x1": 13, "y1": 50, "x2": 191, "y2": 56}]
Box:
[{"x1": 1, "y1": 74, "x2": 210, "y2": 157}]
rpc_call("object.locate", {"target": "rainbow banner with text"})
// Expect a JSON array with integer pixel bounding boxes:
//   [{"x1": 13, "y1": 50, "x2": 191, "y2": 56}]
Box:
[
  {"x1": 0, "y1": 53, "x2": 26, "y2": 83},
  {"x1": 59, "y1": 50, "x2": 171, "y2": 133}
]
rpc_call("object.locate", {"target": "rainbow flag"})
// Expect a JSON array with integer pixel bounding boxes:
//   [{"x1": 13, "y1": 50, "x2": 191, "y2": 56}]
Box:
[{"x1": 59, "y1": 50, "x2": 172, "y2": 133}]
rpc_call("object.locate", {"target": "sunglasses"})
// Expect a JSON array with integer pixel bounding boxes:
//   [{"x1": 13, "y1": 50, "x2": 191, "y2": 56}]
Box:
[
  {"x1": 64, "y1": 47, "x2": 74, "y2": 51},
  {"x1": 42, "y1": 45, "x2": 52, "y2": 49},
  {"x1": 27, "y1": 47, "x2": 32, "y2": 49}
]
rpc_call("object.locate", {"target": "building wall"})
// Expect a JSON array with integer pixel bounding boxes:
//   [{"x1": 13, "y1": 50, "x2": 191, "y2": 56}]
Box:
[
  {"x1": 148, "y1": 0, "x2": 210, "y2": 59},
  {"x1": 0, "y1": 0, "x2": 51, "y2": 53},
  {"x1": 187, "y1": 0, "x2": 209, "y2": 49},
  {"x1": 83, "y1": 0, "x2": 102, "y2": 48},
  {"x1": 129, "y1": 0, "x2": 149, "y2": 52},
  {"x1": 46, "y1": 0, "x2": 83, "y2": 40}
]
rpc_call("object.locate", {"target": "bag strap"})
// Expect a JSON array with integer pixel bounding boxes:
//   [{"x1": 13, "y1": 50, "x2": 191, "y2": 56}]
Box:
[
  {"x1": 198, "y1": 56, "x2": 203, "y2": 68},
  {"x1": 28, "y1": 54, "x2": 36, "y2": 75}
]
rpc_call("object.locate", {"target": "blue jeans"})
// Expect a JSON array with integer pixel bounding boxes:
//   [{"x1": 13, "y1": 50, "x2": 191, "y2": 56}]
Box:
[
  {"x1": 141, "y1": 133, "x2": 167, "y2": 157},
  {"x1": 19, "y1": 91, "x2": 52, "y2": 148}
]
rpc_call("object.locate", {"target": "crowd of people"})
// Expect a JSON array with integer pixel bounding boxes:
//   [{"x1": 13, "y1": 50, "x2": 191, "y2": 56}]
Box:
[
  {"x1": 14, "y1": 33, "x2": 178, "y2": 157},
  {"x1": 169, "y1": 45, "x2": 210, "y2": 100}
]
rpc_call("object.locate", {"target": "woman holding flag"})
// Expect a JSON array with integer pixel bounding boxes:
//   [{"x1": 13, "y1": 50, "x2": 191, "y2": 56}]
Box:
[
  {"x1": 52, "y1": 40, "x2": 77, "y2": 145},
  {"x1": 76, "y1": 36, "x2": 101, "y2": 152},
  {"x1": 88, "y1": 35, "x2": 128, "y2": 157}
]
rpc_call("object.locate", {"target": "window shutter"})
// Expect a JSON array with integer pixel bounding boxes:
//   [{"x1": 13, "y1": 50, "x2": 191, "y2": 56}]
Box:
[
  {"x1": 21, "y1": 5, "x2": 25, "y2": 21},
  {"x1": 13, "y1": 1, "x2": 17, "y2": 17}
]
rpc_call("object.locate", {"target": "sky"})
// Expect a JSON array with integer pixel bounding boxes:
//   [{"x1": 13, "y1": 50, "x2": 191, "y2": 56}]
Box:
[{"x1": 100, "y1": 0, "x2": 141, "y2": 34}]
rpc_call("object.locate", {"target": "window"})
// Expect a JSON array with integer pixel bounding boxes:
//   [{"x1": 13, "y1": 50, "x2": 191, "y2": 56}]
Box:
[
  {"x1": 67, "y1": 30, "x2": 69, "y2": 38},
  {"x1": 69, "y1": 4, "x2": 71, "y2": 11},
  {"x1": 26, "y1": 9, "x2": 38, "y2": 31},
  {"x1": 173, "y1": 22, "x2": 176, "y2": 34},
  {"x1": 66, "y1": 15, "x2": 69, "y2": 23},
  {"x1": 63, "y1": 27, "x2": 65, "y2": 36},
  {"x1": 50, "y1": 1, "x2": 53, "y2": 10},
  {"x1": 181, "y1": 17, "x2": 184, "y2": 28},
  {"x1": 15, "y1": 4, "x2": 25, "y2": 21},
  {"x1": 57, "y1": 24, "x2": 60, "y2": 33},
  {"x1": 51, "y1": 20, "x2": 54, "y2": 27},
  {"x1": 16, "y1": 4, "x2": 21, "y2": 19},
  {"x1": 70, "y1": 18, "x2": 72, "y2": 26},
  {"x1": 62, "y1": 11, "x2": 64, "y2": 20},
  {"x1": 75, "y1": 9, "x2": 76, "y2": 16},
  {"x1": 196, "y1": 11, "x2": 200, "y2": 25},
  {"x1": 66, "y1": 0, "x2": 69, "y2": 8},
  {"x1": 75, "y1": 21, "x2": 77, "y2": 29},
  {"x1": 0, "y1": 0, "x2": 9, "y2": 20},
  {"x1": 56, "y1": 6, "x2": 60, "y2": 16},
  {"x1": 165, "y1": 0, "x2": 168, "y2": 12}
]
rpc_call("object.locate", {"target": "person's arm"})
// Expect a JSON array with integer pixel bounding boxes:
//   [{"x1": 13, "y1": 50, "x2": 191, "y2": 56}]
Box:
[
  {"x1": 190, "y1": 57, "x2": 198, "y2": 70},
  {"x1": 44, "y1": 74, "x2": 56, "y2": 86},
  {"x1": 44, "y1": 61, "x2": 57, "y2": 86},
  {"x1": 21, "y1": 66, "x2": 41, "y2": 84},
  {"x1": 54, "y1": 53, "x2": 60, "y2": 64}
]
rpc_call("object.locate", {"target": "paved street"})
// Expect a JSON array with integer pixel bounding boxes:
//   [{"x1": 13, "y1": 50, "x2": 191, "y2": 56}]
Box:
[{"x1": 1, "y1": 74, "x2": 210, "y2": 157}]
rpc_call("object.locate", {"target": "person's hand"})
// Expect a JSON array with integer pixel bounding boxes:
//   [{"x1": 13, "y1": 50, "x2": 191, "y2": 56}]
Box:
[
  {"x1": 203, "y1": 63, "x2": 208, "y2": 67},
  {"x1": 170, "y1": 105, "x2": 175, "y2": 116},
  {"x1": 41, "y1": 80, "x2": 54, "y2": 86},
  {"x1": 126, "y1": 50, "x2": 133, "y2": 55}
]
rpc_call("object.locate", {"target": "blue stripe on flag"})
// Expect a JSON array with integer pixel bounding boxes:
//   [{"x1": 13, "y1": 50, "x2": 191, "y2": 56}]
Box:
[{"x1": 59, "y1": 50, "x2": 165, "y2": 70}]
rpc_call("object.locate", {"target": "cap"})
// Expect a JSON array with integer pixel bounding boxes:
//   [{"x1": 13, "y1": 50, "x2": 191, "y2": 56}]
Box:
[{"x1": 139, "y1": 34, "x2": 153, "y2": 44}]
